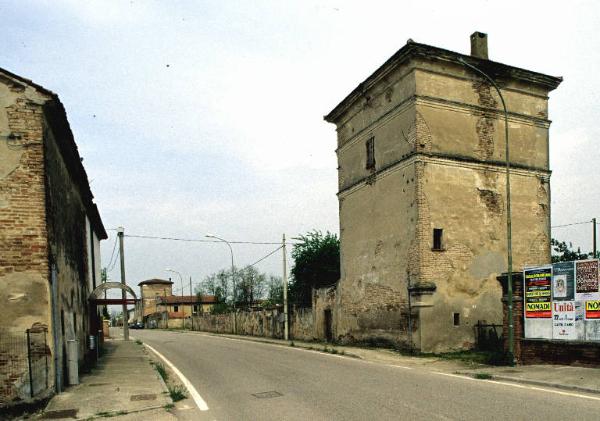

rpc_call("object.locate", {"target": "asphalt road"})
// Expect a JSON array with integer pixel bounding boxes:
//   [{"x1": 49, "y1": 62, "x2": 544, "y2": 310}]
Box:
[{"x1": 133, "y1": 329, "x2": 600, "y2": 420}]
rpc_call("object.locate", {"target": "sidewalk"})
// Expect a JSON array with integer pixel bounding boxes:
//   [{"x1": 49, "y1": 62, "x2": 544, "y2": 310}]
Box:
[
  {"x1": 39, "y1": 338, "x2": 174, "y2": 420},
  {"x1": 205, "y1": 331, "x2": 600, "y2": 395}
]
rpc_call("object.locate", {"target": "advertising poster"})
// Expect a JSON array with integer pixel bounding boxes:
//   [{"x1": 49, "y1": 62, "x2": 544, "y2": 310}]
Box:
[
  {"x1": 585, "y1": 300, "x2": 600, "y2": 320},
  {"x1": 552, "y1": 261, "x2": 574, "y2": 301},
  {"x1": 575, "y1": 259, "x2": 600, "y2": 301},
  {"x1": 552, "y1": 301, "x2": 579, "y2": 340},
  {"x1": 524, "y1": 266, "x2": 552, "y2": 318}
]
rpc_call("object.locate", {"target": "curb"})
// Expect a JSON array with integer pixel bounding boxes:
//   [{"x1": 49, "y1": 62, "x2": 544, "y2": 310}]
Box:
[
  {"x1": 456, "y1": 372, "x2": 600, "y2": 396},
  {"x1": 210, "y1": 332, "x2": 364, "y2": 359}
]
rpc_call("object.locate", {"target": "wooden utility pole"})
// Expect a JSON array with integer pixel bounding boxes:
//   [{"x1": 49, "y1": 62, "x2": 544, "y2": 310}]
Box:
[{"x1": 117, "y1": 227, "x2": 129, "y2": 341}]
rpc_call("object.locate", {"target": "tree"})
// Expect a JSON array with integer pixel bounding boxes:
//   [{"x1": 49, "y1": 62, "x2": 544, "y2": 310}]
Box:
[
  {"x1": 236, "y1": 266, "x2": 266, "y2": 307},
  {"x1": 551, "y1": 238, "x2": 590, "y2": 263},
  {"x1": 289, "y1": 230, "x2": 340, "y2": 307},
  {"x1": 263, "y1": 275, "x2": 283, "y2": 307},
  {"x1": 196, "y1": 270, "x2": 231, "y2": 313}
]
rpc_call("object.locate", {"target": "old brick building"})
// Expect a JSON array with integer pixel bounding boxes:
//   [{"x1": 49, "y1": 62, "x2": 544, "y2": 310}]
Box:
[
  {"x1": 0, "y1": 67, "x2": 106, "y2": 402},
  {"x1": 324, "y1": 33, "x2": 562, "y2": 352}
]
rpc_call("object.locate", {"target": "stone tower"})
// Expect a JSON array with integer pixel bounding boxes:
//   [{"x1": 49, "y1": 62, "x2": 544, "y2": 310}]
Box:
[{"x1": 324, "y1": 33, "x2": 562, "y2": 352}]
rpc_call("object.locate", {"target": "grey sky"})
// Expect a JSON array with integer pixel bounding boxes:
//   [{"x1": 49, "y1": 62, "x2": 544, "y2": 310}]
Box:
[{"x1": 2, "y1": 0, "x2": 598, "y2": 297}]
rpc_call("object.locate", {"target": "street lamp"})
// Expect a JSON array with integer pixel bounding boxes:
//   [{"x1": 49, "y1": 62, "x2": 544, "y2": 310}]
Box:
[
  {"x1": 165, "y1": 268, "x2": 184, "y2": 298},
  {"x1": 206, "y1": 233, "x2": 237, "y2": 333},
  {"x1": 457, "y1": 56, "x2": 514, "y2": 365}
]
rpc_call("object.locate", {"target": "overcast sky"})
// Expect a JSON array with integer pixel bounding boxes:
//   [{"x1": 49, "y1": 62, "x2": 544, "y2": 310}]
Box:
[{"x1": 2, "y1": 0, "x2": 599, "y2": 297}]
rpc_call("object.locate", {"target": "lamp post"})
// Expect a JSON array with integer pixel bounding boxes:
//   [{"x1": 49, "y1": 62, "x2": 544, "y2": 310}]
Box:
[
  {"x1": 457, "y1": 57, "x2": 514, "y2": 365},
  {"x1": 206, "y1": 234, "x2": 237, "y2": 334},
  {"x1": 165, "y1": 268, "x2": 184, "y2": 298}
]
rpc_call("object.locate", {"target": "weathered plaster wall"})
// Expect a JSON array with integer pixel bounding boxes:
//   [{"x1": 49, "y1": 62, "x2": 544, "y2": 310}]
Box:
[
  {"x1": 44, "y1": 120, "x2": 92, "y2": 373},
  {"x1": 336, "y1": 160, "x2": 417, "y2": 346},
  {"x1": 0, "y1": 80, "x2": 52, "y2": 402}
]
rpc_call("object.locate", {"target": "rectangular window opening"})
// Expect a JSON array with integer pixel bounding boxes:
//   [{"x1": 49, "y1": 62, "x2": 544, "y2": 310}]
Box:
[
  {"x1": 453, "y1": 312, "x2": 460, "y2": 326},
  {"x1": 366, "y1": 137, "x2": 376, "y2": 170},
  {"x1": 174, "y1": 305, "x2": 179, "y2": 312},
  {"x1": 433, "y1": 228, "x2": 443, "y2": 250}
]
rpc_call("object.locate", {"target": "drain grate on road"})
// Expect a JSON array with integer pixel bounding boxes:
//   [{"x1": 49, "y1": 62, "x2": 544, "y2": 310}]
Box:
[
  {"x1": 130, "y1": 393, "x2": 157, "y2": 401},
  {"x1": 41, "y1": 409, "x2": 78, "y2": 419},
  {"x1": 252, "y1": 391, "x2": 283, "y2": 399}
]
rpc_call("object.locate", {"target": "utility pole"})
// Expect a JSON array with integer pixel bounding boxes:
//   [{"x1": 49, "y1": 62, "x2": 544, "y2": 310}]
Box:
[
  {"x1": 593, "y1": 218, "x2": 597, "y2": 258},
  {"x1": 190, "y1": 276, "x2": 193, "y2": 331},
  {"x1": 117, "y1": 227, "x2": 129, "y2": 341},
  {"x1": 283, "y1": 234, "x2": 289, "y2": 341}
]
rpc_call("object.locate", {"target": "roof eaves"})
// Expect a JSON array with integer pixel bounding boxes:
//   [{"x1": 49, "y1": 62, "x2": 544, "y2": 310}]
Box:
[{"x1": 324, "y1": 42, "x2": 562, "y2": 124}]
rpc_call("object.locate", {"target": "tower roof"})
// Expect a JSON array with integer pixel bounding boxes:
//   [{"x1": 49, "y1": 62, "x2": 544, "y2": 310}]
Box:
[{"x1": 324, "y1": 40, "x2": 562, "y2": 124}]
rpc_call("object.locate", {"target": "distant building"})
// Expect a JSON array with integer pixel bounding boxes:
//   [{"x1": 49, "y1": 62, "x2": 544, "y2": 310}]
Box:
[
  {"x1": 156, "y1": 295, "x2": 217, "y2": 319},
  {"x1": 0, "y1": 67, "x2": 106, "y2": 401},
  {"x1": 138, "y1": 278, "x2": 174, "y2": 318},
  {"x1": 324, "y1": 33, "x2": 562, "y2": 352}
]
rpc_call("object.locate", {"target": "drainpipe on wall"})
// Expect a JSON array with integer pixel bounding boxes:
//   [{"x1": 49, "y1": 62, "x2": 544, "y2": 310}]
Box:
[{"x1": 50, "y1": 263, "x2": 62, "y2": 393}]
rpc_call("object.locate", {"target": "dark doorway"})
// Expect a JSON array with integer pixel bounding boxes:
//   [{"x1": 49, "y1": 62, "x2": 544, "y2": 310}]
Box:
[{"x1": 324, "y1": 309, "x2": 333, "y2": 342}]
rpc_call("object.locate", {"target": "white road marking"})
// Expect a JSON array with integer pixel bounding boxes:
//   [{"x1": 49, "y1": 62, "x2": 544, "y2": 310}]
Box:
[
  {"x1": 143, "y1": 342, "x2": 209, "y2": 411},
  {"x1": 434, "y1": 372, "x2": 600, "y2": 402}
]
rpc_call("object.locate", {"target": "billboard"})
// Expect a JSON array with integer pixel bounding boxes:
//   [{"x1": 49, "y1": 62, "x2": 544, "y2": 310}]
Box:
[
  {"x1": 524, "y1": 266, "x2": 552, "y2": 318},
  {"x1": 552, "y1": 261, "x2": 574, "y2": 301},
  {"x1": 575, "y1": 259, "x2": 600, "y2": 301}
]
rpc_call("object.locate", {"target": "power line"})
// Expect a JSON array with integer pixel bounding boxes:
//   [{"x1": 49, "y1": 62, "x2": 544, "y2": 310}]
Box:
[
  {"x1": 552, "y1": 220, "x2": 593, "y2": 229},
  {"x1": 123, "y1": 233, "x2": 285, "y2": 245},
  {"x1": 244, "y1": 246, "x2": 284, "y2": 268},
  {"x1": 105, "y1": 235, "x2": 118, "y2": 269}
]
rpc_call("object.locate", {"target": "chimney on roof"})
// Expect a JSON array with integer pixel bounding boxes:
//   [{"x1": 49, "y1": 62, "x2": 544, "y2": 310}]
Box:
[{"x1": 470, "y1": 31, "x2": 488, "y2": 60}]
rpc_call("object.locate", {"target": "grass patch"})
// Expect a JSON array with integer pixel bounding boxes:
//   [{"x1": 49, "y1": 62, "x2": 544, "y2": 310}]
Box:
[
  {"x1": 330, "y1": 348, "x2": 339, "y2": 354},
  {"x1": 474, "y1": 372, "x2": 493, "y2": 380},
  {"x1": 152, "y1": 361, "x2": 168, "y2": 381},
  {"x1": 135, "y1": 339, "x2": 143, "y2": 345},
  {"x1": 164, "y1": 403, "x2": 175, "y2": 410},
  {"x1": 169, "y1": 385, "x2": 187, "y2": 402},
  {"x1": 290, "y1": 341, "x2": 295, "y2": 347}
]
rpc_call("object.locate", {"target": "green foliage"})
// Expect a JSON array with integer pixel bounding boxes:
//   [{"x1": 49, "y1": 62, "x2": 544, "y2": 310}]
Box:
[
  {"x1": 168, "y1": 385, "x2": 187, "y2": 402},
  {"x1": 551, "y1": 238, "x2": 590, "y2": 263},
  {"x1": 262, "y1": 275, "x2": 283, "y2": 307},
  {"x1": 474, "y1": 372, "x2": 493, "y2": 380},
  {"x1": 152, "y1": 362, "x2": 168, "y2": 381},
  {"x1": 289, "y1": 231, "x2": 340, "y2": 306}
]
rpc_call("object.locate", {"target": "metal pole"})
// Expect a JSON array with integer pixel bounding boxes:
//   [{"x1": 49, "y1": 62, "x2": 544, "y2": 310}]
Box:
[
  {"x1": 206, "y1": 235, "x2": 236, "y2": 334},
  {"x1": 118, "y1": 227, "x2": 129, "y2": 341},
  {"x1": 190, "y1": 276, "x2": 193, "y2": 330},
  {"x1": 593, "y1": 218, "x2": 597, "y2": 258},
  {"x1": 458, "y1": 57, "x2": 514, "y2": 365},
  {"x1": 26, "y1": 329, "x2": 34, "y2": 398},
  {"x1": 282, "y1": 234, "x2": 289, "y2": 340}
]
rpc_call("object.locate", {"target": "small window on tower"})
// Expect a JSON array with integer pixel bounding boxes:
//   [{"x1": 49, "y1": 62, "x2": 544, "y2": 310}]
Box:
[
  {"x1": 453, "y1": 312, "x2": 460, "y2": 326},
  {"x1": 433, "y1": 228, "x2": 444, "y2": 251},
  {"x1": 366, "y1": 136, "x2": 376, "y2": 170}
]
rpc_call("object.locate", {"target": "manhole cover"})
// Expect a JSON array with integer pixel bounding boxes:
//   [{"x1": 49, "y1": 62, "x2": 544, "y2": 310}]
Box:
[
  {"x1": 131, "y1": 393, "x2": 157, "y2": 401},
  {"x1": 252, "y1": 391, "x2": 283, "y2": 399},
  {"x1": 41, "y1": 409, "x2": 78, "y2": 419}
]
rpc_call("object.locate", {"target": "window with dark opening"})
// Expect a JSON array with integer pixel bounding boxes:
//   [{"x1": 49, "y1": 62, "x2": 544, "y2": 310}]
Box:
[
  {"x1": 366, "y1": 136, "x2": 376, "y2": 170},
  {"x1": 433, "y1": 228, "x2": 443, "y2": 250},
  {"x1": 453, "y1": 312, "x2": 460, "y2": 326},
  {"x1": 193, "y1": 305, "x2": 199, "y2": 314},
  {"x1": 174, "y1": 305, "x2": 179, "y2": 313}
]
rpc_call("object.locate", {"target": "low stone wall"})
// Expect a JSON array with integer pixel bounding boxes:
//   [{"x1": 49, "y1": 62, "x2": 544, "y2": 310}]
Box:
[{"x1": 186, "y1": 306, "x2": 318, "y2": 341}]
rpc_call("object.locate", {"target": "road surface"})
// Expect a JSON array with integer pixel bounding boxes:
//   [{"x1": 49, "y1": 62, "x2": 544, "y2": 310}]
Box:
[{"x1": 132, "y1": 329, "x2": 600, "y2": 420}]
